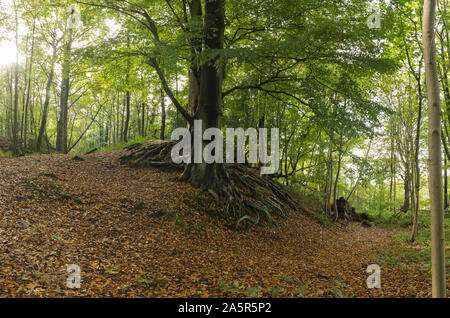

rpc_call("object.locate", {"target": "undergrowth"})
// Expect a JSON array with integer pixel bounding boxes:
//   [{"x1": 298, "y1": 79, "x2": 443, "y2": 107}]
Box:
[{"x1": 374, "y1": 209, "x2": 450, "y2": 273}]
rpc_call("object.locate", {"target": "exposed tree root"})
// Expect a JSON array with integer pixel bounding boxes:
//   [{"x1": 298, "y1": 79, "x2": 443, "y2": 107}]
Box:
[
  {"x1": 119, "y1": 140, "x2": 184, "y2": 170},
  {"x1": 119, "y1": 140, "x2": 298, "y2": 229}
]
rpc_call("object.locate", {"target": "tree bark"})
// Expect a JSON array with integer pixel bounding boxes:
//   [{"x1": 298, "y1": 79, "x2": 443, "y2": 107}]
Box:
[
  {"x1": 12, "y1": 1, "x2": 19, "y2": 156},
  {"x1": 123, "y1": 90, "x2": 130, "y2": 142},
  {"x1": 23, "y1": 19, "x2": 36, "y2": 152},
  {"x1": 56, "y1": 28, "x2": 72, "y2": 154},
  {"x1": 184, "y1": 0, "x2": 225, "y2": 189},
  {"x1": 444, "y1": 154, "x2": 448, "y2": 210},
  {"x1": 401, "y1": 169, "x2": 411, "y2": 212},
  {"x1": 37, "y1": 60, "x2": 56, "y2": 152},
  {"x1": 422, "y1": 0, "x2": 446, "y2": 298},
  {"x1": 160, "y1": 87, "x2": 166, "y2": 140}
]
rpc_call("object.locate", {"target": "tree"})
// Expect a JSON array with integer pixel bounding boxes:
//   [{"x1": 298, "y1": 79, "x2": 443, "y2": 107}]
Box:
[
  {"x1": 56, "y1": 7, "x2": 75, "y2": 153},
  {"x1": 422, "y1": 0, "x2": 446, "y2": 298},
  {"x1": 180, "y1": 0, "x2": 225, "y2": 189}
]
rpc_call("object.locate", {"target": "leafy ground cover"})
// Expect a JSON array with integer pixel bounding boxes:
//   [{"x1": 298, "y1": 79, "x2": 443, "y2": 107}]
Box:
[{"x1": 0, "y1": 151, "x2": 448, "y2": 297}]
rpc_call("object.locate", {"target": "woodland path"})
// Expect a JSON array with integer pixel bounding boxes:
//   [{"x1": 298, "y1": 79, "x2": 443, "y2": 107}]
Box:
[{"x1": 0, "y1": 151, "x2": 439, "y2": 297}]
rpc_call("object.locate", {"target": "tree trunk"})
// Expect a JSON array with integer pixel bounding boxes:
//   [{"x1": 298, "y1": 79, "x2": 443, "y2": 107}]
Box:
[
  {"x1": 325, "y1": 147, "x2": 333, "y2": 216},
  {"x1": 56, "y1": 29, "x2": 72, "y2": 154},
  {"x1": 444, "y1": 155, "x2": 448, "y2": 210},
  {"x1": 187, "y1": 0, "x2": 202, "y2": 128},
  {"x1": 160, "y1": 87, "x2": 165, "y2": 140},
  {"x1": 12, "y1": 2, "x2": 19, "y2": 156},
  {"x1": 23, "y1": 19, "x2": 36, "y2": 152},
  {"x1": 422, "y1": 0, "x2": 446, "y2": 298},
  {"x1": 141, "y1": 102, "x2": 146, "y2": 137},
  {"x1": 183, "y1": 0, "x2": 225, "y2": 189},
  {"x1": 401, "y1": 169, "x2": 410, "y2": 212},
  {"x1": 333, "y1": 131, "x2": 343, "y2": 221},
  {"x1": 123, "y1": 90, "x2": 130, "y2": 142},
  {"x1": 37, "y1": 64, "x2": 55, "y2": 152}
]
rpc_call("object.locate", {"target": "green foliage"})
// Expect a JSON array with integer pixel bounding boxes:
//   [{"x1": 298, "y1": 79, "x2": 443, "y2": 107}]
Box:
[
  {"x1": 0, "y1": 150, "x2": 12, "y2": 158},
  {"x1": 375, "y1": 210, "x2": 450, "y2": 272}
]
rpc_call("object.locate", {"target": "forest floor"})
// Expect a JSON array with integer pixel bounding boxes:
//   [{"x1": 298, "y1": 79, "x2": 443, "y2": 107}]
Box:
[{"x1": 0, "y1": 150, "x2": 448, "y2": 297}]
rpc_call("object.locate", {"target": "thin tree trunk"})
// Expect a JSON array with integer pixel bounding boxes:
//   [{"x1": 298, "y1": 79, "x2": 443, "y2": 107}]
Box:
[
  {"x1": 142, "y1": 102, "x2": 146, "y2": 136},
  {"x1": 333, "y1": 131, "x2": 343, "y2": 221},
  {"x1": 160, "y1": 86, "x2": 165, "y2": 140},
  {"x1": 12, "y1": 1, "x2": 19, "y2": 156},
  {"x1": 56, "y1": 28, "x2": 72, "y2": 153},
  {"x1": 37, "y1": 45, "x2": 58, "y2": 152},
  {"x1": 23, "y1": 19, "x2": 36, "y2": 152},
  {"x1": 445, "y1": 155, "x2": 448, "y2": 210},
  {"x1": 123, "y1": 90, "x2": 130, "y2": 142},
  {"x1": 422, "y1": 0, "x2": 446, "y2": 298}
]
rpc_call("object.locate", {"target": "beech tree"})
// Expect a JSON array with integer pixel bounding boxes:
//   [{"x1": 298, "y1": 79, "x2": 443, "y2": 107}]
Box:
[{"x1": 422, "y1": 0, "x2": 446, "y2": 298}]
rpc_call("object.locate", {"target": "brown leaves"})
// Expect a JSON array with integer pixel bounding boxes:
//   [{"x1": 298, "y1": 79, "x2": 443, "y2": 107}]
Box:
[{"x1": 0, "y1": 152, "x2": 447, "y2": 297}]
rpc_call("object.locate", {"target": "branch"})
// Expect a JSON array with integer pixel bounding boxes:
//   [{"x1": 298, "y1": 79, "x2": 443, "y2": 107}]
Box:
[{"x1": 147, "y1": 57, "x2": 193, "y2": 124}]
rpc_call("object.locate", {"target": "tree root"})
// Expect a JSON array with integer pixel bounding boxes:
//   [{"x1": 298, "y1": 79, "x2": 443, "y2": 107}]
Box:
[
  {"x1": 119, "y1": 140, "x2": 298, "y2": 229},
  {"x1": 119, "y1": 140, "x2": 183, "y2": 170}
]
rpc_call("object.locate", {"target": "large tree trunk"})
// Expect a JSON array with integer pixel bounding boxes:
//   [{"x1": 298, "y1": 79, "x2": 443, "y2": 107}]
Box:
[
  {"x1": 422, "y1": 0, "x2": 446, "y2": 298},
  {"x1": 182, "y1": 0, "x2": 225, "y2": 190}
]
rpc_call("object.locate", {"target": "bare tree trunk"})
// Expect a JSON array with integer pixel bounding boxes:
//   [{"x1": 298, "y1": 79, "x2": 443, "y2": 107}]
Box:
[
  {"x1": 183, "y1": 0, "x2": 225, "y2": 189},
  {"x1": 160, "y1": 86, "x2": 165, "y2": 140},
  {"x1": 422, "y1": 0, "x2": 446, "y2": 298},
  {"x1": 333, "y1": 131, "x2": 343, "y2": 221},
  {"x1": 123, "y1": 90, "x2": 130, "y2": 142},
  {"x1": 142, "y1": 102, "x2": 146, "y2": 137},
  {"x1": 37, "y1": 62, "x2": 55, "y2": 152},
  {"x1": 187, "y1": 0, "x2": 202, "y2": 128},
  {"x1": 401, "y1": 169, "x2": 411, "y2": 212},
  {"x1": 410, "y1": 68, "x2": 424, "y2": 242},
  {"x1": 23, "y1": 19, "x2": 36, "y2": 152},
  {"x1": 326, "y1": 147, "x2": 333, "y2": 216},
  {"x1": 56, "y1": 29, "x2": 72, "y2": 153},
  {"x1": 12, "y1": 1, "x2": 19, "y2": 156},
  {"x1": 444, "y1": 154, "x2": 448, "y2": 210}
]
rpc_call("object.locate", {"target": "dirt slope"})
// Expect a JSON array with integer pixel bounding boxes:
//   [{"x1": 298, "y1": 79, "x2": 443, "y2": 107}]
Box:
[{"x1": 0, "y1": 150, "x2": 439, "y2": 297}]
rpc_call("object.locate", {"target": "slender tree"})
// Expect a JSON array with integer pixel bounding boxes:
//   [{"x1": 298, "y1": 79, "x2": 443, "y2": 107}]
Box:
[{"x1": 422, "y1": 0, "x2": 446, "y2": 298}]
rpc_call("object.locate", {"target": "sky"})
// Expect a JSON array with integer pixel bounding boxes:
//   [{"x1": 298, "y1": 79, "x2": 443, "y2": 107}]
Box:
[
  {"x1": 0, "y1": 3, "x2": 122, "y2": 68},
  {"x1": 0, "y1": 0, "x2": 26, "y2": 67},
  {"x1": 0, "y1": 40, "x2": 18, "y2": 67}
]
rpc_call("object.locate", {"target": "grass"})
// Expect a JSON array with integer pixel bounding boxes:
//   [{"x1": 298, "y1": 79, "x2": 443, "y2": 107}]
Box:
[{"x1": 373, "y1": 209, "x2": 450, "y2": 272}]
